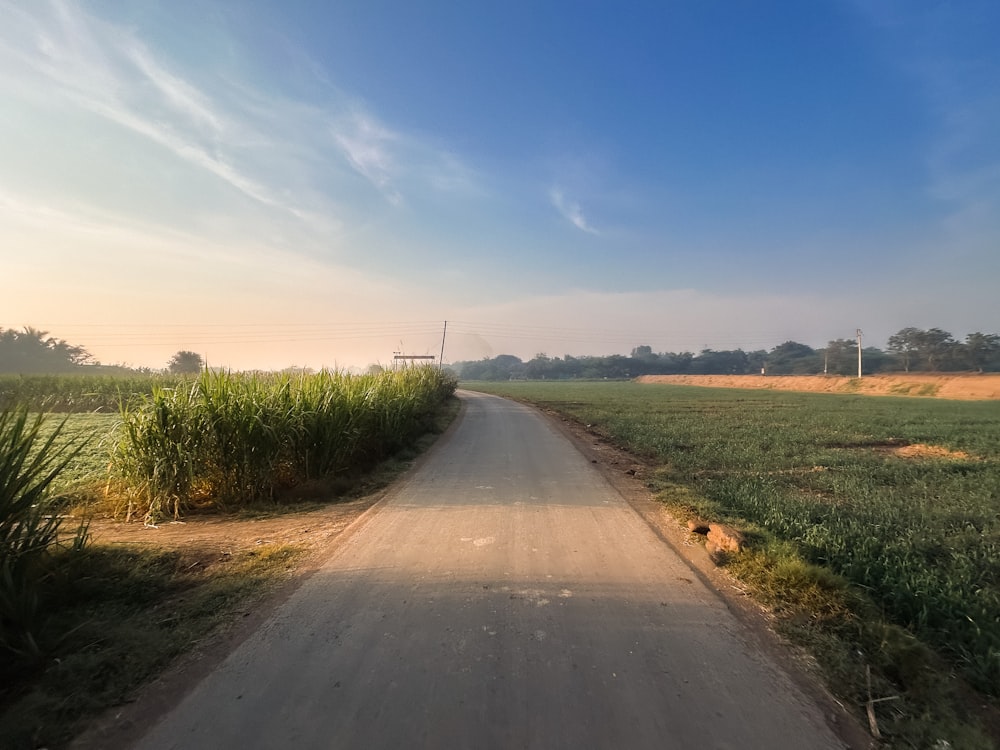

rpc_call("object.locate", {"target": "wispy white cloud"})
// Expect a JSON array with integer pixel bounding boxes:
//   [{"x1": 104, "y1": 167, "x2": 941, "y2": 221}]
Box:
[
  {"x1": 0, "y1": 0, "x2": 482, "y2": 248},
  {"x1": 0, "y1": 1, "x2": 291, "y2": 213},
  {"x1": 549, "y1": 188, "x2": 599, "y2": 234},
  {"x1": 331, "y1": 109, "x2": 403, "y2": 204},
  {"x1": 124, "y1": 41, "x2": 224, "y2": 136},
  {"x1": 329, "y1": 109, "x2": 484, "y2": 206}
]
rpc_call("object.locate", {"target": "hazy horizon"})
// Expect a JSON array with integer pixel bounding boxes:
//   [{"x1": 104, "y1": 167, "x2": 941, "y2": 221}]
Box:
[{"x1": 2, "y1": 318, "x2": 993, "y2": 373}]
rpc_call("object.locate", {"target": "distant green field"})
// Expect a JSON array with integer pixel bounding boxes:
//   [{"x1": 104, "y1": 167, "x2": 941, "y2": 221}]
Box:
[
  {"x1": 0, "y1": 373, "x2": 180, "y2": 412},
  {"x1": 464, "y1": 381, "x2": 1000, "y2": 699},
  {"x1": 36, "y1": 413, "x2": 119, "y2": 493},
  {"x1": 5, "y1": 373, "x2": 161, "y2": 502}
]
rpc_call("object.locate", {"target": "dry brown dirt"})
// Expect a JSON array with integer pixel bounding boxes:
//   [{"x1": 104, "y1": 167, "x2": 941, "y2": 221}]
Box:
[
  {"x1": 887, "y1": 443, "x2": 973, "y2": 460},
  {"x1": 636, "y1": 373, "x2": 1000, "y2": 400},
  {"x1": 84, "y1": 496, "x2": 380, "y2": 558}
]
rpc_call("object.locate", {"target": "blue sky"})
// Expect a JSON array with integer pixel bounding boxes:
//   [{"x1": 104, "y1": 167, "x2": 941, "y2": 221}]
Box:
[{"x1": 1, "y1": 0, "x2": 997, "y2": 369}]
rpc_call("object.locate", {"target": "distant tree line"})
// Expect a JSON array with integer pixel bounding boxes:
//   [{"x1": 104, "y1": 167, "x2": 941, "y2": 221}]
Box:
[
  {"x1": 451, "y1": 328, "x2": 1000, "y2": 381},
  {"x1": 4, "y1": 324, "x2": 997, "y2": 378},
  {"x1": 0, "y1": 327, "x2": 93, "y2": 374},
  {"x1": 0, "y1": 326, "x2": 203, "y2": 375}
]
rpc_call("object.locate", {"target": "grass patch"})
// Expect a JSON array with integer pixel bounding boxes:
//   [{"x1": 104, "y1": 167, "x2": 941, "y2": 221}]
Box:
[
  {"x1": 465, "y1": 380, "x2": 1000, "y2": 748},
  {"x1": 0, "y1": 542, "x2": 304, "y2": 750},
  {"x1": 32, "y1": 413, "x2": 118, "y2": 509},
  {"x1": 840, "y1": 377, "x2": 863, "y2": 393},
  {"x1": 889, "y1": 382, "x2": 942, "y2": 397}
]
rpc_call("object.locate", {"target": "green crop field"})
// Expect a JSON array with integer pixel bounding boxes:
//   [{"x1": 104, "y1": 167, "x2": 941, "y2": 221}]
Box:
[
  {"x1": 0, "y1": 373, "x2": 185, "y2": 413},
  {"x1": 465, "y1": 380, "x2": 1000, "y2": 745},
  {"x1": 36, "y1": 413, "x2": 119, "y2": 493}
]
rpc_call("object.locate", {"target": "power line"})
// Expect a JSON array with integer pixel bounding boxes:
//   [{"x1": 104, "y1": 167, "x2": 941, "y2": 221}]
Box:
[{"x1": 24, "y1": 319, "x2": 864, "y2": 356}]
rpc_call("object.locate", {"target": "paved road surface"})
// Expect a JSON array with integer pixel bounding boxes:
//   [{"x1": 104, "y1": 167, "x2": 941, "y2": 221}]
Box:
[{"x1": 135, "y1": 390, "x2": 847, "y2": 749}]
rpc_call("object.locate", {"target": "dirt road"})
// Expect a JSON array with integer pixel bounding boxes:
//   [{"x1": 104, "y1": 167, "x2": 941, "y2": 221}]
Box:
[{"x1": 132, "y1": 391, "x2": 851, "y2": 749}]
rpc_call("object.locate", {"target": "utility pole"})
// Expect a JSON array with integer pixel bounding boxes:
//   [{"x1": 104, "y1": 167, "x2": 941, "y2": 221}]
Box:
[
  {"x1": 856, "y1": 329, "x2": 863, "y2": 378},
  {"x1": 438, "y1": 320, "x2": 448, "y2": 370}
]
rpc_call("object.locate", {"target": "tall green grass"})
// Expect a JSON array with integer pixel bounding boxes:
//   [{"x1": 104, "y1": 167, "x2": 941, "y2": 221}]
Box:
[{"x1": 114, "y1": 367, "x2": 456, "y2": 522}]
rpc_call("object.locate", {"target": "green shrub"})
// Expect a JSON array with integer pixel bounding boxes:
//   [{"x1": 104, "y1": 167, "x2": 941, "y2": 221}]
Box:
[{"x1": 0, "y1": 406, "x2": 88, "y2": 669}]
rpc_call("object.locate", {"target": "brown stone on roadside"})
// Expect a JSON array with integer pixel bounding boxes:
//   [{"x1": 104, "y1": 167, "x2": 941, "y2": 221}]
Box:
[
  {"x1": 707, "y1": 523, "x2": 745, "y2": 553},
  {"x1": 687, "y1": 519, "x2": 710, "y2": 535},
  {"x1": 704, "y1": 539, "x2": 725, "y2": 564}
]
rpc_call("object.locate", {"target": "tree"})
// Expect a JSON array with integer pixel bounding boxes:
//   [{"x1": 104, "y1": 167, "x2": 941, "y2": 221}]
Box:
[
  {"x1": 964, "y1": 332, "x2": 1000, "y2": 372},
  {"x1": 767, "y1": 341, "x2": 819, "y2": 375},
  {"x1": 630, "y1": 345, "x2": 653, "y2": 360},
  {"x1": 452, "y1": 354, "x2": 524, "y2": 380},
  {"x1": 887, "y1": 327, "x2": 960, "y2": 372},
  {"x1": 887, "y1": 328, "x2": 921, "y2": 372},
  {"x1": 861, "y1": 346, "x2": 891, "y2": 375},
  {"x1": 746, "y1": 350, "x2": 768, "y2": 374},
  {"x1": 0, "y1": 326, "x2": 92, "y2": 374},
  {"x1": 559, "y1": 355, "x2": 584, "y2": 379},
  {"x1": 168, "y1": 350, "x2": 204, "y2": 374},
  {"x1": 603, "y1": 354, "x2": 631, "y2": 379},
  {"x1": 822, "y1": 339, "x2": 857, "y2": 376},
  {"x1": 628, "y1": 346, "x2": 660, "y2": 375},
  {"x1": 660, "y1": 351, "x2": 694, "y2": 374},
  {"x1": 914, "y1": 328, "x2": 957, "y2": 372},
  {"x1": 691, "y1": 349, "x2": 749, "y2": 375},
  {"x1": 525, "y1": 354, "x2": 554, "y2": 380}
]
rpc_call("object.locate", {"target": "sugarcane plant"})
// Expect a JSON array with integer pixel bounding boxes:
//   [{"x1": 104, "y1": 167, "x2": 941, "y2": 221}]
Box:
[
  {"x1": 0, "y1": 406, "x2": 88, "y2": 667},
  {"x1": 112, "y1": 366, "x2": 457, "y2": 523}
]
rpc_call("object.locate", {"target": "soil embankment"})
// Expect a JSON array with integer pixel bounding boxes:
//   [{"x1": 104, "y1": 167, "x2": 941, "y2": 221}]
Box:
[{"x1": 635, "y1": 373, "x2": 1000, "y2": 400}]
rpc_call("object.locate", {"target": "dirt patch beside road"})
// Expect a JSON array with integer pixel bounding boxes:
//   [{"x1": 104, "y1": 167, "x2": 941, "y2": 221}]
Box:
[
  {"x1": 636, "y1": 373, "x2": 1000, "y2": 400},
  {"x1": 84, "y1": 497, "x2": 380, "y2": 557}
]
